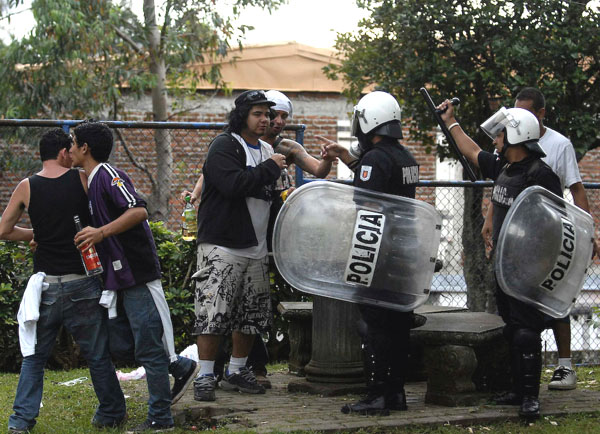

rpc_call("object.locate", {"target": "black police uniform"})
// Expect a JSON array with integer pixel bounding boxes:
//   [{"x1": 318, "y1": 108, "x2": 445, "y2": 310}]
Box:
[
  {"x1": 348, "y1": 136, "x2": 419, "y2": 413},
  {"x1": 478, "y1": 150, "x2": 562, "y2": 413}
]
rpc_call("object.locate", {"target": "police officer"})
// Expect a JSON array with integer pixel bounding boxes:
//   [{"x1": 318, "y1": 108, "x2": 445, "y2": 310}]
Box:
[
  {"x1": 338, "y1": 91, "x2": 419, "y2": 415},
  {"x1": 438, "y1": 100, "x2": 562, "y2": 419}
]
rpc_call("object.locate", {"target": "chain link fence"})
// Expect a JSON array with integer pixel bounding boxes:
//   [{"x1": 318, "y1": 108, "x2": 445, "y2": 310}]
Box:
[{"x1": 1, "y1": 120, "x2": 599, "y2": 364}]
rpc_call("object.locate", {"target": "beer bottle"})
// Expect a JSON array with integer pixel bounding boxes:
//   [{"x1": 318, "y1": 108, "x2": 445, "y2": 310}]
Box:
[
  {"x1": 73, "y1": 215, "x2": 103, "y2": 276},
  {"x1": 181, "y1": 195, "x2": 197, "y2": 241}
]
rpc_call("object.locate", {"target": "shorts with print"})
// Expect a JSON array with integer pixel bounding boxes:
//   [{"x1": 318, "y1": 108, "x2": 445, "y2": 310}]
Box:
[{"x1": 192, "y1": 243, "x2": 271, "y2": 336}]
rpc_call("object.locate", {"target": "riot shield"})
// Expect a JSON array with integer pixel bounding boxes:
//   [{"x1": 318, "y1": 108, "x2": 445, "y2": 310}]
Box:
[
  {"x1": 272, "y1": 181, "x2": 442, "y2": 312},
  {"x1": 495, "y1": 186, "x2": 594, "y2": 318}
]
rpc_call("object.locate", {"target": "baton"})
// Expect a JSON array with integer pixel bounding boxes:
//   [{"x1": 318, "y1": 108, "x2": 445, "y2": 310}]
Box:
[{"x1": 419, "y1": 87, "x2": 477, "y2": 181}]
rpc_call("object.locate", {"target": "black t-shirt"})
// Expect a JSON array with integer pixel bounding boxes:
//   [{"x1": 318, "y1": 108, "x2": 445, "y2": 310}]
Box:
[
  {"x1": 478, "y1": 151, "x2": 562, "y2": 243},
  {"x1": 353, "y1": 138, "x2": 419, "y2": 198}
]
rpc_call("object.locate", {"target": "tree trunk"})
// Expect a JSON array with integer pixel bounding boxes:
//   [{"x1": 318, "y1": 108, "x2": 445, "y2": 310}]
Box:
[
  {"x1": 462, "y1": 187, "x2": 496, "y2": 313},
  {"x1": 144, "y1": 0, "x2": 172, "y2": 221}
]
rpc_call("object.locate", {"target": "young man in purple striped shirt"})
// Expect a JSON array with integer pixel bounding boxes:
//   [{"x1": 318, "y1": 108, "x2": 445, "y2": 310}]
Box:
[{"x1": 71, "y1": 121, "x2": 197, "y2": 432}]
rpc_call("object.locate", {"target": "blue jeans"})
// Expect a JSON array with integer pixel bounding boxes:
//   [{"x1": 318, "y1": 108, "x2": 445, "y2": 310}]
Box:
[
  {"x1": 119, "y1": 283, "x2": 172, "y2": 425},
  {"x1": 9, "y1": 276, "x2": 126, "y2": 430}
]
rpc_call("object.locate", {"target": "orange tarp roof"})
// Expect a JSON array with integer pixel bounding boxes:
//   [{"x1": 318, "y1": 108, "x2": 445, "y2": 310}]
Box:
[{"x1": 191, "y1": 41, "x2": 347, "y2": 93}]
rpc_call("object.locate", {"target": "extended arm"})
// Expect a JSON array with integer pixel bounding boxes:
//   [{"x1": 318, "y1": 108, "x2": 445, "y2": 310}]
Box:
[
  {"x1": 0, "y1": 179, "x2": 34, "y2": 242},
  {"x1": 438, "y1": 100, "x2": 482, "y2": 168},
  {"x1": 317, "y1": 136, "x2": 360, "y2": 170},
  {"x1": 277, "y1": 138, "x2": 333, "y2": 178},
  {"x1": 181, "y1": 174, "x2": 204, "y2": 204},
  {"x1": 74, "y1": 207, "x2": 148, "y2": 249}
]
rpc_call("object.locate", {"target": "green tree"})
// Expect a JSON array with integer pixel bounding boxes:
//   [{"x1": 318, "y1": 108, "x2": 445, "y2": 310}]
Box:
[
  {"x1": 326, "y1": 0, "x2": 600, "y2": 311},
  {"x1": 0, "y1": 0, "x2": 283, "y2": 220}
]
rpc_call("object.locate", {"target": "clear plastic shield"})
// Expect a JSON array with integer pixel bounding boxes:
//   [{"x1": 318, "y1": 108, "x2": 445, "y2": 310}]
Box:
[
  {"x1": 272, "y1": 181, "x2": 442, "y2": 312},
  {"x1": 495, "y1": 186, "x2": 594, "y2": 318}
]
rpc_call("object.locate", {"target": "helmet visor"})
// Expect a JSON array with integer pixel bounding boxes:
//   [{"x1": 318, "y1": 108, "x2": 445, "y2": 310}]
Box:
[
  {"x1": 480, "y1": 107, "x2": 516, "y2": 140},
  {"x1": 350, "y1": 105, "x2": 361, "y2": 137}
]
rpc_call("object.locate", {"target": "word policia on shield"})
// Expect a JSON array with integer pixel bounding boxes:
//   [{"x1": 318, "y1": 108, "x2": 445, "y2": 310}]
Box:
[
  {"x1": 272, "y1": 181, "x2": 442, "y2": 312},
  {"x1": 495, "y1": 186, "x2": 594, "y2": 318}
]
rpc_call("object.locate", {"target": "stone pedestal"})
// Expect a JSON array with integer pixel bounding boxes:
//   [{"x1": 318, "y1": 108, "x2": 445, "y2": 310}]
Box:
[
  {"x1": 277, "y1": 302, "x2": 313, "y2": 376},
  {"x1": 303, "y1": 296, "x2": 364, "y2": 383}
]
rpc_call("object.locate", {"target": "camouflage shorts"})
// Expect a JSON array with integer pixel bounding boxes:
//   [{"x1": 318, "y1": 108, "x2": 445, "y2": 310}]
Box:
[{"x1": 192, "y1": 244, "x2": 271, "y2": 335}]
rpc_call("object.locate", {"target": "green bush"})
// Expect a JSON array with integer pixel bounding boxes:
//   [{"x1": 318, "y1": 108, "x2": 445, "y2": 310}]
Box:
[
  {"x1": 149, "y1": 221, "x2": 197, "y2": 352},
  {"x1": 0, "y1": 241, "x2": 34, "y2": 372}
]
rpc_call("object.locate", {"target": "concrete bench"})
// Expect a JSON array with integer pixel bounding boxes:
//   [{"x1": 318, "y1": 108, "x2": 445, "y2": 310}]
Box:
[
  {"x1": 278, "y1": 302, "x2": 510, "y2": 406},
  {"x1": 411, "y1": 311, "x2": 510, "y2": 406}
]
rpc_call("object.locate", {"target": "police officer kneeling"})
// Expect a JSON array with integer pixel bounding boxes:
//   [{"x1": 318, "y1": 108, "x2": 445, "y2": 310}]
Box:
[
  {"x1": 438, "y1": 100, "x2": 562, "y2": 419},
  {"x1": 331, "y1": 91, "x2": 420, "y2": 416}
]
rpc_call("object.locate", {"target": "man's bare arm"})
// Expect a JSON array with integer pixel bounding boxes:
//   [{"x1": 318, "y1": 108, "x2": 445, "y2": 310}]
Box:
[
  {"x1": 276, "y1": 139, "x2": 333, "y2": 178},
  {"x1": 570, "y1": 181, "x2": 597, "y2": 257},
  {"x1": 181, "y1": 174, "x2": 204, "y2": 204},
  {"x1": 74, "y1": 207, "x2": 148, "y2": 249},
  {"x1": 438, "y1": 100, "x2": 482, "y2": 168},
  {"x1": 0, "y1": 179, "x2": 34, "y2": 242},
  {"x1": 317, "y1": 136, "x2": 360, "y2": 171}
]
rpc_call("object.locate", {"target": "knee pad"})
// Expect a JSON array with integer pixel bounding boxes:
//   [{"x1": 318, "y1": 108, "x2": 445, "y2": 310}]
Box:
[
  {"x1": 502, "y1": 324, "x2": 515, "y2": 342},
  {"x1": 357, "y1": 318, "x2": 369, "y2": 340},
  {"x1": 512, "y1": 328, "x2": 541, "y2": 354}
]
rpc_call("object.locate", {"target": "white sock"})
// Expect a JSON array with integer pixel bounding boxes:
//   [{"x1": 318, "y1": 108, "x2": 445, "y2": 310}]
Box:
[
  {"x1": 227, "y1": 356, "x2": 247, "y2": 374},
  {"x1": 558, "y1": 358, "x2": 572, "y2": 369},
  {"x1": 197, "y1": 359, "x2": 215, "y2": 377}
]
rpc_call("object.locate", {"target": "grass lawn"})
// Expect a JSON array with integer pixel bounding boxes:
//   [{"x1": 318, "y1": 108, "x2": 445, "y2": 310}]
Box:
[{"x1": 0, "y1": 365, "x2": 600, "y2": 433}]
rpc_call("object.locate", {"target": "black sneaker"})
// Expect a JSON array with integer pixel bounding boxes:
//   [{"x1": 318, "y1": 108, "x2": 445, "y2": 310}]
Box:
[
  {"x1": 341, "y1": 393, "x2": 390, "y2": 416},
  {"x1": 126, "y1": 419, "x2": 174, "y2": 433},
  {"x1": 221, "y1": 367, "x2": 266, "y2": 394},
  {"x1": 91, "y1": 413, "x2": 128, "y2": 429},
  {"x1": 171, "y1": 359, "x2": 200, "y2": 404},
  {"x1": 491, "y1": 391, "x2": 521, "y2": 405},
  {"x1": 194, "y1": 374, "x2": 217, "y2": 401}
]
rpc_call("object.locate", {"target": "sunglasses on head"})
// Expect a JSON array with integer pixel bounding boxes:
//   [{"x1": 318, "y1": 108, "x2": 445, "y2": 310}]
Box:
[{"x1": 245, "y1": 90, "x2": 265, "y2": 102}]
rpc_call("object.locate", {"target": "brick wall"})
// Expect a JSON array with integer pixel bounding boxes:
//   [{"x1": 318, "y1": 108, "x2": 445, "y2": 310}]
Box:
[{"x1": 2, "y1": 108, "x2": 599, "y2": 233}]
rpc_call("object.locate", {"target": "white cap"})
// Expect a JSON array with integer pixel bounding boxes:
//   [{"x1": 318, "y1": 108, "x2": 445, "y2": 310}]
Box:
[{"x1": 266, "y1": 90, "x2": 293, "y2": 118}]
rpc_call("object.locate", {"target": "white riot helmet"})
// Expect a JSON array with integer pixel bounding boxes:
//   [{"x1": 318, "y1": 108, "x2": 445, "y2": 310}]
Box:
[
  {"x1": 480, "y1": 107, "x2": 545, "y2": 156},
  {"x1": 266, "y1": 90, "x2": 293, "y2": 118},
  {"x1": 351, "y1": 91, "x2": 403, "y2": 140}
]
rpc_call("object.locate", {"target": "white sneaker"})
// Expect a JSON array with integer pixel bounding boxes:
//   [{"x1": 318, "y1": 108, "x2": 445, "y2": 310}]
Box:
[{"x1": 548, "y1": 365, "x2": 577, "y2": 390}]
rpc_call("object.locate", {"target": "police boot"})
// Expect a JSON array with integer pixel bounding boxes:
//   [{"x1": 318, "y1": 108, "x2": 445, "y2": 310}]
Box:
[
  {"x1": 341, "y1": 381, "x2": 389, "y2": 416},
  {"x1": 518, "y1": 352, "x2": 541, "y2": 420},
  {"x1": 385, "y1": 379, "x2": 407, "y2": 411},
  {"x1": 341, "y1": 335, "x2": 389, "y2": 416},
  {"x1": 386, "y1": 328, "x2": 408, "y2": 411}
]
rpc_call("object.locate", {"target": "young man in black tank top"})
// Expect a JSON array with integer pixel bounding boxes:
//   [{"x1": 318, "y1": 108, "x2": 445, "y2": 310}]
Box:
[{"x1": 0, "y1": 129, "x2": 126, "y2": 433}]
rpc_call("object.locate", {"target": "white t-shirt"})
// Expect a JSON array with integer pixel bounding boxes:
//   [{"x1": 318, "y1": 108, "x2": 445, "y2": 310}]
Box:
[
  {"x1": 219, "y1": 132, "x2": 274, "y2": 260},
  {"x1": 539, "y1": 127, "x2": 582, "y2": 192}
]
